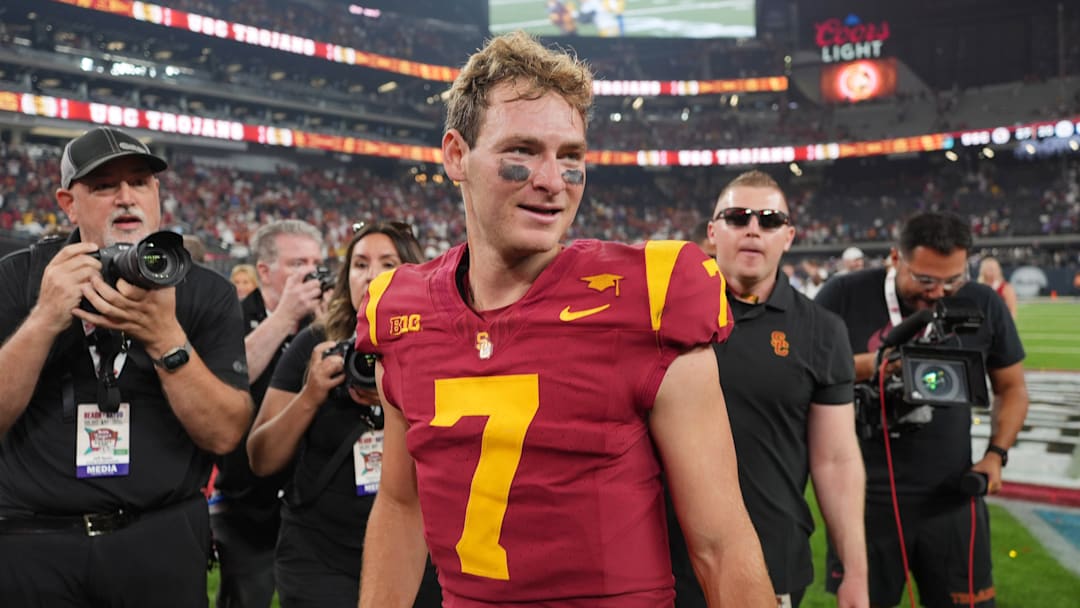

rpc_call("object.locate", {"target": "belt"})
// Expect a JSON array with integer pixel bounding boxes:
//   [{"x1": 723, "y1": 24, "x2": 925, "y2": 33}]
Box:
[{"x1": 0, "y1": 509, "x2": 140, "y2": 536}]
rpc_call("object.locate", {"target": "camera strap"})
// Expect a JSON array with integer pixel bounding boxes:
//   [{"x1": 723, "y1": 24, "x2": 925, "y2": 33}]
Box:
[
  {"x1": 288, "y1": 422, "x2": 368, "y2": 509},
  {"x1": 87, "y1": 328, "x2": 126, "y2": 413}
]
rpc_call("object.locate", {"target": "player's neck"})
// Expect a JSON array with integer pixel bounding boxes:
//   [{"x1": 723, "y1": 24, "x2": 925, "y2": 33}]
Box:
[{"x1": 463, "y1": 242, "x2": 560, "y2": 312}]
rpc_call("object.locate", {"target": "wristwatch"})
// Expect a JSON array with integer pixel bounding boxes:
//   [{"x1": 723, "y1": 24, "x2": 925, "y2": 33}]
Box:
[
  {"x1": 985, "y1": 444, "x2": 1009, "y2": 467},
  {"x1": 152, "y1": 341, "x2": 192, "y2": 372}
]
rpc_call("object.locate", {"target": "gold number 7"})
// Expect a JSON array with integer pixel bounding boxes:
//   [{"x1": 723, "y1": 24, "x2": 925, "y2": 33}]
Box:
[{"x1": 432, "y1": 374, "x2": 540, "y2": 581}]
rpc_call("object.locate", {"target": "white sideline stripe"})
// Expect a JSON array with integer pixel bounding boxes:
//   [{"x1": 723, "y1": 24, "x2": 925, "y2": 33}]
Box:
[{"x1": 989, "y1": 498, "x2": 1080, "y2": 578}]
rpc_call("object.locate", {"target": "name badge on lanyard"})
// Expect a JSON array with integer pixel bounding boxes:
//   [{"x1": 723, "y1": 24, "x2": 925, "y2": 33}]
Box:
[
  {"x1": 353, "y1": 429, "x2": 384, "y2": 496},
  {"x1": 76, "y1": 403, "x2": 131, "y2": 478}
]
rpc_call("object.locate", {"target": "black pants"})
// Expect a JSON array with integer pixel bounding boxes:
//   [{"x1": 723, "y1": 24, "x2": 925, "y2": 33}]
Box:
[
  {"x1": 274, "y1": 519, "x2": 442, "y2": 608},
  {"x1": 826, "y1": 498, "x2": 995, "y2": 608},
  {"x1": 0, "y1": 496, "x2": 210, "y2": 608},
  {"x1": 210, "y1": 507, "x2": 279, "y2": 608}
]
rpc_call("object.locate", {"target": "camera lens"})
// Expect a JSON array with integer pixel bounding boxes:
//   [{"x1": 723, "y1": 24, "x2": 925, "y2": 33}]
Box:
[
  {"x1": 110, "y1": 231, "x2": 192, "y2": 289},
  {"x1": 919, "y1": 367, "x2": 950, "y2": 393},
  {"x1": 911, "y1": 361, "x2": 964, "y2": 403},
  {"x1": 140, "y1": 249, "x2": 174, "y2": 278}
]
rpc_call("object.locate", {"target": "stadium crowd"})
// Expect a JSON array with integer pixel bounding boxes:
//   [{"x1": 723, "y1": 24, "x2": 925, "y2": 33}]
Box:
[{"x1": 2, "y1": 142, "x2": 1078, "y2": 268}]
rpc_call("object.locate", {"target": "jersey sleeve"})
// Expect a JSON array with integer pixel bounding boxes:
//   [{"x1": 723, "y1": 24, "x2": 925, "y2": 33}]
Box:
[
  {"x1": 645, "y1": 240, "x2": 733, "y2": 351},
  {"x1": 354, "y1": 267, "x2": 408, "y2": 408}
]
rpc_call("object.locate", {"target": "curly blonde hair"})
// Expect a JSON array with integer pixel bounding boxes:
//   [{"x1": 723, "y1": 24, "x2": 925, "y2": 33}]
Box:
[{"x1": 445, "y1": 30, "x2": 594, "y2": 147}]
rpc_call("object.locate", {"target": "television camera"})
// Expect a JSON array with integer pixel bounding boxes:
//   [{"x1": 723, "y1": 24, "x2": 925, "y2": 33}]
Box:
[{"x1": 853, "y1": 297, "x2": 990, "y2": 441}]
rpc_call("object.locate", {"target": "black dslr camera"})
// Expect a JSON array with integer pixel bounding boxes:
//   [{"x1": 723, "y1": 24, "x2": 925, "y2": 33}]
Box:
[
  {"x1": 321, "y1": 333, "x2": 377, "y2": 400},
  {"x1": 304, "y1": 265, "x2": 335, "y2": 293},
  {"x1": 92, "y1": 230, "x2": 192, "y2": 289},
  {"x1": 853, "y1": 297, "x2": 990, "y2": 440}
]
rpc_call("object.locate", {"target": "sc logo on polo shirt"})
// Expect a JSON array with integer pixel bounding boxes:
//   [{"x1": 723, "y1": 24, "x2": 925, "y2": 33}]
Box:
[{"x1": 771, "y1": 331, "x2": 790, "y2": 357}]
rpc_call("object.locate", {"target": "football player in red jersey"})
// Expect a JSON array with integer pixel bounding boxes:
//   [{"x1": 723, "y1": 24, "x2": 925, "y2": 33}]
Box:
[{"x1": 356, "y1": 31, "x2": 773, "y2": 607}]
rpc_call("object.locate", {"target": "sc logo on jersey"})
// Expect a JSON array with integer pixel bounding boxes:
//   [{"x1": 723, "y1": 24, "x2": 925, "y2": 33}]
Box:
[{"x1": 389, "y1": 314, "x2": 422, "y2": 336}]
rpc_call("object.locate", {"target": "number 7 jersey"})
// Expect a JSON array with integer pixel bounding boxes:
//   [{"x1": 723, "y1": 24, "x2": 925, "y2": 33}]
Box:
[{"x1": 355, "y1": 239, "x2": 732, "y2": 606}]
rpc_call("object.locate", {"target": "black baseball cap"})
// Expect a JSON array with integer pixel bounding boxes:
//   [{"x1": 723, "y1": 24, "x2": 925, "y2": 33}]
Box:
[{"x1": 60, "y1": 127, "x2": 168, "y2": 189}]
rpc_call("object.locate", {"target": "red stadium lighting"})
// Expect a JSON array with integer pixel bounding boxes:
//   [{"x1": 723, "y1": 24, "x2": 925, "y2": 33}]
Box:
[{"x1": 821, "y1": 59, "x2": 897, "y2": 104}]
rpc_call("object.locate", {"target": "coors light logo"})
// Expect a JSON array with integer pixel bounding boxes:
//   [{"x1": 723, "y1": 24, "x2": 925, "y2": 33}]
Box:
[{"x1": 815, "y1": 14, "x2": 890, "y2": 63}]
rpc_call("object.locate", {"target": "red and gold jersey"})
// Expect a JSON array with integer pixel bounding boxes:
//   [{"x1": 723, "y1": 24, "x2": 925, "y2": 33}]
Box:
[{"x1": 356, "y1": 240, "x2": 731, "y2": 606}]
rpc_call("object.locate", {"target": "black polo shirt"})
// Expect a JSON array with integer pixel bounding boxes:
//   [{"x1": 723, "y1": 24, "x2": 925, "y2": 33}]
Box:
[
  {"x1": 212, "y1": 288, "x2": 305, "y2": 517},
  {"x1": 670, "y1": 270, "x2": 854, "y2": 598},
  {"x1": 0, "y1": 231, "x2": 248, "y2": 515},
  {"x1": 815, "y1": 268, "x2": 1025, "y2": 508}
]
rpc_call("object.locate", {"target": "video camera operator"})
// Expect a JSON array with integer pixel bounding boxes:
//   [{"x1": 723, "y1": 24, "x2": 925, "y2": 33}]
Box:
[{"x1": 815, "y1": 212, "x2": 1028, "y2": 607}]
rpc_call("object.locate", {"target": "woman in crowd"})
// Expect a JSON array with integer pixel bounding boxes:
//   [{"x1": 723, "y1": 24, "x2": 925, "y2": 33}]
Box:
[
  {"x1": 230, "y1": 263, "x2": 258, "y2": 299},
  {"x1": 977, "y1": 256, "x2": 1018, "y2": 318},
  {"x1": 246, "y1": 221, "x2": 441, "y2": 607}
]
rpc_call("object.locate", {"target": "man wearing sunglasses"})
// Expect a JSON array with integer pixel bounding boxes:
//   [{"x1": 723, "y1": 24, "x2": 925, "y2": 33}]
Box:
[
  {"x1": 815, "y1": 212, "x2": 1028, "y2": 608},
  {"x1": 668, "y1": 170, "x2": 868, "y2": 608}
]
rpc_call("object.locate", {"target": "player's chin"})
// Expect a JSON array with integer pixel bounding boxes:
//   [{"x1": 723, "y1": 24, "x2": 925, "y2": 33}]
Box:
[{"x1": 507, "y1": 229, "x2": 564, "y2": 257}]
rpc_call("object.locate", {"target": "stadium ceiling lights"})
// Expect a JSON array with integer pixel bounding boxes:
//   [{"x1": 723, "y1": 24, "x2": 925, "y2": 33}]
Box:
[
  {"x1": 378, "y1": 81, "x2": 398, "y2": 94},
  {"x1": 945, "y1": 150, "x2": 959, "y2": 162}
]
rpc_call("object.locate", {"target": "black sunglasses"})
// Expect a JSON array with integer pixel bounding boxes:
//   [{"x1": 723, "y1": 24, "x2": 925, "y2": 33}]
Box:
[
  {"x1": 713, "y1": 207, "x2": 790, "y2": 230},
  {"x1": 352, "y1": 221, "x2": 416, "y2": 238}
]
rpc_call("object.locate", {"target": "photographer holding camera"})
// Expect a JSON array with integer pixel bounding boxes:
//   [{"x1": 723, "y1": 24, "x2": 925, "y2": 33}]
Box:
[
  {"x1": 246, "y1": 221, "x2": 440, "y2": 607},
  {"x1": 815, "y1": 212, "x2": 1028, "y2": 607},
  {"x1": 0, "y1": 127, "x2": 252, "y2": 605},
  {"x1": 212, "y1": 218, "x2": 326, "y2": 608}
]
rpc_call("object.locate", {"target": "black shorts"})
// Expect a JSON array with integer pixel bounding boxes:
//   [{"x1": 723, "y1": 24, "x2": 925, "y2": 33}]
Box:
[{"x1": 826, "y1": 498, "x2": 995, "y2": 608}]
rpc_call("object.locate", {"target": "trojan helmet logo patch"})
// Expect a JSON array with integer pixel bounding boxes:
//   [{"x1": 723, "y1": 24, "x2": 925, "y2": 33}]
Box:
[
  {"x1": 770, "y1": 331, "x2": 790, "y2": 357},
  {"x1": 580, "y1": 273, "x2": 623, "y2": 295}
]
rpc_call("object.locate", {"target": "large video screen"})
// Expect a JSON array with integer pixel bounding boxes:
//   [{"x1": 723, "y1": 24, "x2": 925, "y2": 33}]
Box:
[
  {"x1": 489, "y1": 0, "x2": 756, "y2": 39},
  {"x1": 820, "y1": 58, "x2": 897, "y2": 104}
]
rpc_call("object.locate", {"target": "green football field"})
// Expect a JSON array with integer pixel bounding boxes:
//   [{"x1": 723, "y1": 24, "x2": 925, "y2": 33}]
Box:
[
  {"x1": 488, "y1": 0, "x2": 756, "y2": 39},
  {"x1": 1014, "y1": 299, "x2": 1080, "y2": 371}
]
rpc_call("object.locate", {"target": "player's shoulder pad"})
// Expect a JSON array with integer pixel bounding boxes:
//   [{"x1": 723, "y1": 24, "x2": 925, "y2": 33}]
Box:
[
  {"x1": 359, "y1": 256, "x2": 444, "y2": 349},
  {"x1": 636, "y1": 240, "x2": 729, "y2": 334}
]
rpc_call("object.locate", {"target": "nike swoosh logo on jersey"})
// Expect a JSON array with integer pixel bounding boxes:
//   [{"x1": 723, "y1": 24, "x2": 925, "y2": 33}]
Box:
[{"x1": 559, "y1": 304, "x2": 611, "y2": 322}]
